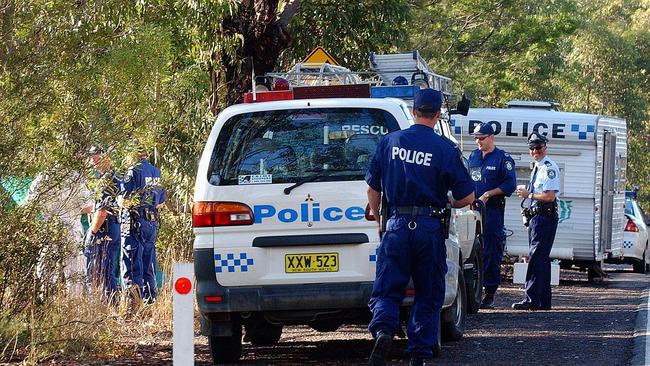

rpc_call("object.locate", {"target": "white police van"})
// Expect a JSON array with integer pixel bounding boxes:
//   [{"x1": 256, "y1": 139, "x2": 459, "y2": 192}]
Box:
[{"x1": 193, "y1": 82, "x2": 483, "y2": 364}]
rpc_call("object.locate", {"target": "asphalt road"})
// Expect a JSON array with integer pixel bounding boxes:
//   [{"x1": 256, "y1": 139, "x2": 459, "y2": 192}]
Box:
[{"x1": 189, "y1": 266, "x2": 649, "y2": 366}]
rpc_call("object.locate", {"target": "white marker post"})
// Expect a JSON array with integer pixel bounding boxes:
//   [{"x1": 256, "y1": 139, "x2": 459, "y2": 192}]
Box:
[{"x1": 173, "y1": 262, "x2": 194, "y2": 366}]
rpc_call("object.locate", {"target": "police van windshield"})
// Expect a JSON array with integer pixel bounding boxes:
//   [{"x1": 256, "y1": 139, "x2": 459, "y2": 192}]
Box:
[{"x1": 208, "y1": 108, "x2": 400, "y2": 186}]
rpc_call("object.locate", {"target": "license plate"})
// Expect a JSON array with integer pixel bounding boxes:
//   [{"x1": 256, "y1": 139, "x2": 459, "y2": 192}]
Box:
[{"x1": 285, "y1": 253, "x2": 339, "y2": 273}]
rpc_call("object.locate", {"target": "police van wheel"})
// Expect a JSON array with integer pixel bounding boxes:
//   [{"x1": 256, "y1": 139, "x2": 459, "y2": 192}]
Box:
[
  {"x1": 441, "y1": 266, "x2": 467, "y2": 342},
  {"x1": 465, "y1": 234, "x2": 484, "y2": 315},
  {"x1": 208, "y1": 321, "x2": 242, "y2": 364}
]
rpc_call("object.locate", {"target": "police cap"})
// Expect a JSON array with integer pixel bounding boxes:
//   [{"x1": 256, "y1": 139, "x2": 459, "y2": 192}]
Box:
[
  {"x1": 527, "y1": 132, "x2": 548, "y2": 146},
  {"x1": 413, "y1": 88, "x2": 442, "y2": 113},
  {"x1": 472, "y1": 122, "x2": 494, "y2": 137}
]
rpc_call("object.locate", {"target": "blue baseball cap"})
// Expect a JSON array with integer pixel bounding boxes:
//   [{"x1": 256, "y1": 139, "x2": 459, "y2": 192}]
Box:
[
  {"x1": 413, "y1": 88, "x2": 442, "y2": 113},
  {"x1": 472, "y1": 123, "x2": 495, "y2": 137}
]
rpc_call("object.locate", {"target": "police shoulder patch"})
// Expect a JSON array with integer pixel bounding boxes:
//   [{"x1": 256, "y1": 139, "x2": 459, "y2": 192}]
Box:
[
  {"x1": 124, "y1": 169, "x2": 134, "y2": 183},
  {"x1": 505, "y1": 160, "x2": 514, "y2": 171},
  {"x1": 547, "y1": 169, "x2": 557, "y2": 179}
]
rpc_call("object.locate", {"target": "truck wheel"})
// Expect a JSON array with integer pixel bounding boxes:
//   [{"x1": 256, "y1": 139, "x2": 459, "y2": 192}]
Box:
[
  {"x1": 441, "y1": 266, "x2": 467, "y2": 342},
  {"x1": 246, "y1": 321, "x2": 283, "y2": 346},
  {"x1": 465, "y1": 234, "x2": 484, "y2": 314},
  {"x1": 208, "y1": 320, "x2": 242, "y2": 364},
  {"x1": 633, "y1": 246, "x2": 647, "y2": 274}
]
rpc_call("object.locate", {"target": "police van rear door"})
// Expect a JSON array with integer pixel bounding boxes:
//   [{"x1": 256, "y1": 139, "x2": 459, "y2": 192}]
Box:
[{"x1": 200, "y1": 100, "x2": 406, "y2": 287}]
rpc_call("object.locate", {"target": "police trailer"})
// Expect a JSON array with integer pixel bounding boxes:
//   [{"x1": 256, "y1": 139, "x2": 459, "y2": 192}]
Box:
[{"x1": 453, "y1": 101, "x2": 627, "y2": 280}]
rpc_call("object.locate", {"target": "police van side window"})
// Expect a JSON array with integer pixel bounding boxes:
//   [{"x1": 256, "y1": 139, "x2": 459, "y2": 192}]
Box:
[{"x1": 207, "y1": 108, "x2": 400, "y2": 185}]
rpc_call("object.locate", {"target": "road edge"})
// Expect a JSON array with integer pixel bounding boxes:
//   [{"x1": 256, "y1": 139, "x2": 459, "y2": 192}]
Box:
[{"x1": 632, "y1": 287, "x2": 650, "y2": 366}]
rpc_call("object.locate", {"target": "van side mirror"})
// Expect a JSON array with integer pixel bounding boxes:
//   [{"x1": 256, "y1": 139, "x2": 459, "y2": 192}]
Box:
[{"x1": 450, "y1": 94, "x2": 471, "y2": 116}]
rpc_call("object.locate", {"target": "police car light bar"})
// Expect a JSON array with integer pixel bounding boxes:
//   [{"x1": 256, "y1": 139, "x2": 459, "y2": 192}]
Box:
[
  {"x1": 370, "y1": 85, "x2": 419, "y2": 99},
  {"x1": 243, "y1": 90, "x2": 293, "y2": 103},
  {"x1": 292, "y1": 84, "x2": 371, "y2": 99}
]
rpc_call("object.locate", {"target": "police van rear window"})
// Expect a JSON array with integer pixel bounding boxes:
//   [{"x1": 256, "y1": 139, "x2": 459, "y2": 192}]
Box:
[{"x1": 208, "y1": 108, "x2": 400, "y2": 186}]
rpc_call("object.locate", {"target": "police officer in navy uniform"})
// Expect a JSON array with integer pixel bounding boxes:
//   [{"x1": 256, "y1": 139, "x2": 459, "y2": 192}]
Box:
[
  {"x1": 513, "y1": 133, "x2": 560, "y2": 310},
  {"x1": 120, "y1": 149, "x2": 166, "y2": 303},
  {"x1": 85, "y1": 146, "x2": 122, "y2": 296},
  {"x1": 468, "y1": 123, "x2": 517, "y2": 309},
  {"x1": 365, "y1": 89, "x2": 475, "y2": 366}
]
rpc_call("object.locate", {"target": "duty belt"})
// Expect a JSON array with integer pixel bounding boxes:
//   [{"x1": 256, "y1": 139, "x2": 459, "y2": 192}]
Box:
[{"x1": 392, "y1": 205, "x2": 447, "y2": 218}]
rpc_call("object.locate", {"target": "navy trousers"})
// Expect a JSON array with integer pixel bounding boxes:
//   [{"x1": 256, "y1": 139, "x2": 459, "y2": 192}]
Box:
[
  {"x1": 483, "y1": 206, "x2": 506, "y2": 294},
  {"x1": 85, "y1": 218, "x2": 121, "y2": 294},
  {"x1": 525, "y1": 214, "x2": 558, "y2": 307},
  {"x1": 122, "y1": 217, "x2": 158, "y2": 301},
  {"x1": 368, "y1": 215, "x2": 447, "y2": 359}
]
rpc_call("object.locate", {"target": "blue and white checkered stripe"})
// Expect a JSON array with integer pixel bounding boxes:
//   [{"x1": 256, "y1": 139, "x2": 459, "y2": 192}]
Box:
[
  {"x1": 369, "y1": 247, "x2": 379, "y2": 262},
  {"x1": 450, "y1": 119, "x2": 462, "y2": 135},
  {"x1": 571, "y1": 124, "x2": 595, "y2": 140},
  {"x1": 623, "y1": 240, "x2": 634, "y2": 249},
  {"x1": 215, "y1": 253, "x2": 254, "y2": 273}
]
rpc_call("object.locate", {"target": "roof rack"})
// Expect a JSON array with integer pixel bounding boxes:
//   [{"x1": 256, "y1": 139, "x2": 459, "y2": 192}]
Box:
[
  {"x1": 369, "y1": 50, "x2": 453, "y2": 96},
  {"x1": 266, "y1": 63, "x2": 374, "y2": 87}
]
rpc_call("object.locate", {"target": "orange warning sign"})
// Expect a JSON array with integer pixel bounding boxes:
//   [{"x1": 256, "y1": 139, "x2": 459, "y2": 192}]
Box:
[{"x1": 302, "y1": 47, "x2": 340, "y2": 65}]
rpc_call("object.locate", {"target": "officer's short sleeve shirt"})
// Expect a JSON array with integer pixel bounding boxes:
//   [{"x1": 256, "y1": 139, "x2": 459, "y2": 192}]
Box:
[
  {"x1": 531, "y1": 156, "x2": 561, "y2": 196},
  {"x1": 365, "y1": 124, "x2": 474, "y2": 207},
  {"x1": 468, "y1": 147, "x2": 517, "y2": 197}
]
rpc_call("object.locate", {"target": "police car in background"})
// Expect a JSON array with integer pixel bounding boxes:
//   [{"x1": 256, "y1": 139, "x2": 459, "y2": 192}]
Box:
[
  {"x1": 192, "y1": 82, "x2": 483, "y2": 364},
  {"x1": 607, "y1": 191, "x2": 649, "y2": 273}
]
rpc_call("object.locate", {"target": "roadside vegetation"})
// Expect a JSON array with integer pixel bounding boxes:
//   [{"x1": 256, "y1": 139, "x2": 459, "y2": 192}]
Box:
[{"x1": 0, "y1": 0, "x2": 649, "y2": 363}]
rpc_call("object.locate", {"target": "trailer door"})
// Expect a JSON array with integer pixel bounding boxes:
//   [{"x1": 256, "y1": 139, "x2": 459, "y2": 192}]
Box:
[{"x1": 599, "y1": 131, "x2": 617, "y2": 253}]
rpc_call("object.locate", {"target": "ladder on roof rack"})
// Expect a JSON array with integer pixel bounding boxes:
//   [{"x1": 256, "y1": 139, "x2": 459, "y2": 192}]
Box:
[{"x1": 369, "y1": 50, "x2": 453, "y2": 96}]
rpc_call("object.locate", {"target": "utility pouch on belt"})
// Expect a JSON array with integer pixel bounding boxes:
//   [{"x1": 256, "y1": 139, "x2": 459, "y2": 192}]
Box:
[
  {"x1": 438, "y1": 203, "x2": 452, "y2": 239},
  {"x1": 129, "y1": 209, "x2": 141, "y2": 232}
]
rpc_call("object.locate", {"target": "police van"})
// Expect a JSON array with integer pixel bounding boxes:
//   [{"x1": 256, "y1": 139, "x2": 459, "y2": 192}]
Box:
[
  {"x1": 452, "y1": 101, "x2": 627, "y2": 280},
  {"x1": 192, "y1": 61, "x2": 484, "y2": 363}
]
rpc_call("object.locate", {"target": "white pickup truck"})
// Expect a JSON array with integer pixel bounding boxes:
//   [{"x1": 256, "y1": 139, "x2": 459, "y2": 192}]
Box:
[{"x1": 192, "y1": 86, "x2": 483, "y2": 364}]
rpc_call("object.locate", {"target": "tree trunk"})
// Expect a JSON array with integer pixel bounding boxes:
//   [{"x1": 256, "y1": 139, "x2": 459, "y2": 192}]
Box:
[{"x1": 217, "y1": 0, "x2": 301, "y2": 107}]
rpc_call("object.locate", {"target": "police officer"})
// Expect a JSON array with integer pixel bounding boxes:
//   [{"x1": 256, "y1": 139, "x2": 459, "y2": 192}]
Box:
[
  {"x1": 365, "y1": 89, "x2": 475, "y2": 366},
  {"x1": 513, "y1": 133, "x2": 560, "y2": 310},
  {"x1": 85, "y1": 146, "x2": 122, "y2": 296},
  {"x1": 468, "y1": 123, "x2": 516, "y2": 309},
  {"x1": 120, "y1": 148, "x2": 166, "y2": 304}
]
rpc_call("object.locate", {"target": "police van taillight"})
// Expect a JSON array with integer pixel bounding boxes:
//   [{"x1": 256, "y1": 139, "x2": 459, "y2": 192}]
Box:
[{"x1": 192, "y1": 201, "x2": 254, "y2": 227}]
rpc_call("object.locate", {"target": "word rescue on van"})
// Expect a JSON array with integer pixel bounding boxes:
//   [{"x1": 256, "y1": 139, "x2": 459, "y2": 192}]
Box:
[{"x1": 392, "y1": 147, "x2": 433, "y2": 166}]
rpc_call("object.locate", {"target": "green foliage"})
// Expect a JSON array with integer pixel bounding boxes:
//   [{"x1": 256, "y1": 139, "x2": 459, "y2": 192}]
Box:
[{"x1": 280, "y1": 0, "x2": 411, "y2": 71}]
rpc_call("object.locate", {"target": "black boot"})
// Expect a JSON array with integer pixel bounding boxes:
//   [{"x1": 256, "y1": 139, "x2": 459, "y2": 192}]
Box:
[
  {"x1": 480, "y1": 292, "x2": 495, "y2": 309},
  {"x1": 409, "y1": 357, "x2": 424, "y2": 366},
  {"x1": 368, "y1": 330, "x2": 392, "y2": 366}
]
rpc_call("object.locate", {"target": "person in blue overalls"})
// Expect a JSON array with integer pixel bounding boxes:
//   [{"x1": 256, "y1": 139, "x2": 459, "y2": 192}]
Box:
[
  {"x1": 513, "y1": 133, "x2": 560, "y2": 310},
  {"x1": 120, "y1": 149, "x2": 166, "y2": 304},
  {"x1": 365, "y1": 89, "x2": 475, "y2": 366},
  {"x1": 468, "y1": 123, "x2": 517, "y2": 309},
  {"x1": 85, "y1": 146, "x2": 122, "y2": 297}
]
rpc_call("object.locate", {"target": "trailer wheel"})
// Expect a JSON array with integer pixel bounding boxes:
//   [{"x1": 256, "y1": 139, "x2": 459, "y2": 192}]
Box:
[
  {"x1": 441, "y1": 266, "x2": 467, "y2": 342},
  {"x1": 465, "y1": 234, "x2": 484, "y2": 314},
  {"x1": 208, "y1": 320, "x2": 242, "y2": 364}
]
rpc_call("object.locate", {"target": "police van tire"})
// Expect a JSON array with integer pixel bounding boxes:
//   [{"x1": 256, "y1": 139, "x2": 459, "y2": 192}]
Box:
[
  {"x1": 465, "y1": 234, "x2": 484, "y2": 315},
  {"x1": 208, "y1": 321, "x2": 242, "y2": 364},
  {"x1": 441, "y1": 266, "x2": 467, "y2": 342}
]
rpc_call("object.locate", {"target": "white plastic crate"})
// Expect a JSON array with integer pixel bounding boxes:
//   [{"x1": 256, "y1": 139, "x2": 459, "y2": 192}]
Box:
[{"x1": 512, "y1": 262, "x2": 560, "y2": 286}]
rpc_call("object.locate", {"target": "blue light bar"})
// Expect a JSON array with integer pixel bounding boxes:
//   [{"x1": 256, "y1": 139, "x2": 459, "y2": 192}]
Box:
[{"x1": 371, "y1": 85, "x2": 419, "y2": 99}]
